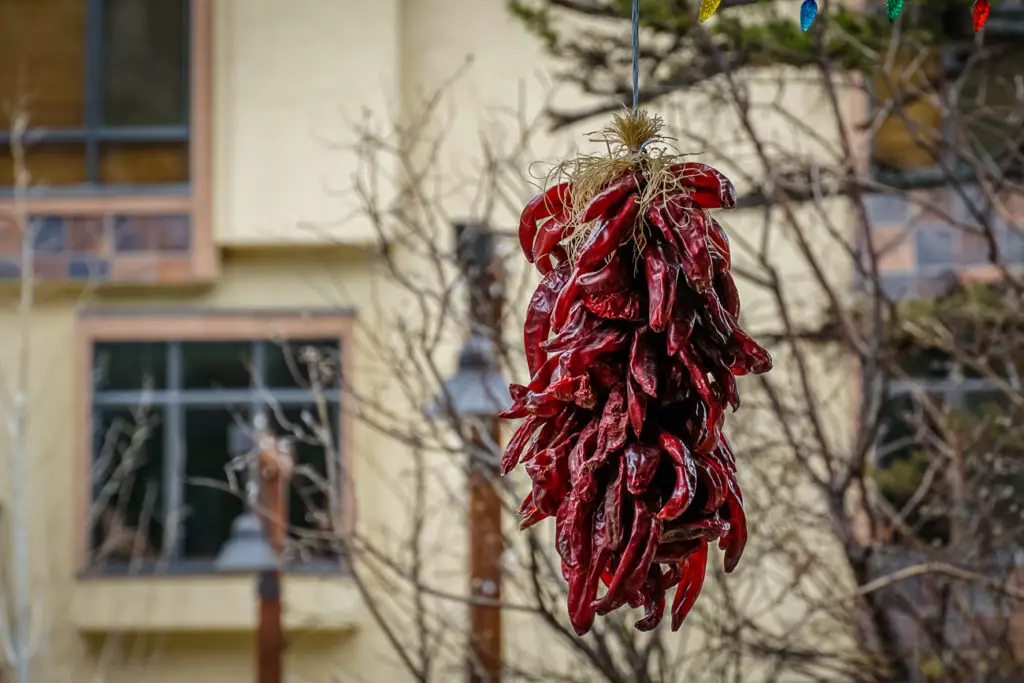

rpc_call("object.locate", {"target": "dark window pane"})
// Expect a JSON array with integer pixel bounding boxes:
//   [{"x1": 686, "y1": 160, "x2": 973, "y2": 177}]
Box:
[
  {"x1": 895, "y1": 346, "x2": 953, "y2": 380},
  {"x1": 873, "y1": 392, "x2": 950, "y2": 544},
  {"x1": 264, "y1": 339, "x2": 341, "y2": 390},
  {"x1": 865, "y1": 194, "x2": 908, "y2": 224},
  {"x1": 183, "y1": 408, "x2": 242, "y2": 559},
  {"x1": 0, "y1": 0, "x2": 86, "y2": 128},
  {"x1": 100, "y1": 0, "x2": 188, "y2": 126},
  {"x1": 91, "y1": 406, "x2": 166, "y2": 564},
  {"x1": 181, "y1": 341, "x2": 251, "y2": 390},
  {"x1": 273, "y1": 405, "x2": 341, "y2": 560},
  {"x1": 113, "y1": 215, "x2": 191, "y2": 252},
  {"x1": 94, "y1": 342, "x2": 168, "y2": 391},
  {"x1": 956, "y1": 46, "x2": 1024, "y2": 163},
  {"x1": 0, "y1": 143, "x2": 87, "y2": 186},
  {"x1": 871, "y1": 48, "x2": 943, "y2": 172},
  {"x1": 915, "y1": 227, "x2": 956, "y2": 267},
  {"x1": 1001, "y1": 225, "x2": 1024, "y2": 265},
  {"x1": 959, "y1": 228, "x2": 992, "y2": 266},
  {"x1": 100, "y1": 142, "x2": 189, "y2": 184},
  {"x1": 880, "y1": 274, "x2": 912, "y2": 300}
]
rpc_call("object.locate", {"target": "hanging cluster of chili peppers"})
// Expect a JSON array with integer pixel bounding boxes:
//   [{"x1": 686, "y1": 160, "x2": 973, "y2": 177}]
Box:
[
  {"x1": 696, "y1": 0, "x2": 992, "y2": 33},
  {"x1": 501, "y1": 114, "x2": 773, "y2": 634}
]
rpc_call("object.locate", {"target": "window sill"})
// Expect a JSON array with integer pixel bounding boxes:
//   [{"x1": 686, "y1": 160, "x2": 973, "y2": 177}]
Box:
[{"x1": 70, "y1": 572, "x2": 360, "y2": 633}]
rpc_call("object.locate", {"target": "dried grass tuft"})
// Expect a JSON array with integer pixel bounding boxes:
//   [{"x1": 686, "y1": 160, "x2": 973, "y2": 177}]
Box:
[{"x1": 543, "y1": 108, "x2": 702, "y2": 260}]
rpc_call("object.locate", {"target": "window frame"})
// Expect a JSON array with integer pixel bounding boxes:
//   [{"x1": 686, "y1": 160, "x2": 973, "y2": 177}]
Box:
[
  {"x1": 0, "y1": 0, "x2": 215, "y2": 281},
  {"x1": 75, "y1": 309, "x2": 356, "y2": 577},
  {"x1": 867, "y1": 8, "x2": 1024, "y2": 188}
]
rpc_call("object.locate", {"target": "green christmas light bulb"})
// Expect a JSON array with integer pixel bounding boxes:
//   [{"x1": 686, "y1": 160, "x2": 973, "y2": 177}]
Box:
[{"x1": 886, "y1": 0, "x2": 905, "y2": 22}]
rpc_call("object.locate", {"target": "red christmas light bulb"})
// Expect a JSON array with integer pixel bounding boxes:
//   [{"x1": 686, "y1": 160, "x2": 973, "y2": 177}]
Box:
[{"x1": 973, "y1": 0, "x2": 991, "y2": 32}]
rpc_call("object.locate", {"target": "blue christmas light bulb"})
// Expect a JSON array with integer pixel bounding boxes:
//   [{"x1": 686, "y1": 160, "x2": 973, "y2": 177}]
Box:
[{"x1": 799, "y1": 0, "x2": 818, "y2": 31}]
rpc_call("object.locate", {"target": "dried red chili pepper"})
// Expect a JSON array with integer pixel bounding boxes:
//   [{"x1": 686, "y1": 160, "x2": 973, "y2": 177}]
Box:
[
  {"x1": 532, "y1": 205, "x2": 575, "y2": 264},
  {"x1": 524, "y1": 269, "x2": 570, "y2": 376},
  {"x1": 518, "y1": 182, "x2": 570, "y2": 263},
  {"x1": 581, "y1": 290, "x2": 644, "y2": 322},
  {"x1": 502, "y1": 149, "x2": 771, "y2": 634},
  {"x1": 581, "y1": 172, "x2": 641, "y2": 223},
  {"x1": 670, "y1": 541, "x2": 708, "y2": 631},
  {"x1": 643, "y1": 240, "x2": 677, "y2": 333},
  {"x1": 667, "y1": 162, "x2": 738, "y2": 209},
  {"x1": 577, "y1": 247, "x2": 634, "y2": 294},
  {"x1": 629, "y1": 328, "x2": 659, "y2": 398},
  {"x1": 576, "y1": 195, "x2": 641, "y2": 273}
]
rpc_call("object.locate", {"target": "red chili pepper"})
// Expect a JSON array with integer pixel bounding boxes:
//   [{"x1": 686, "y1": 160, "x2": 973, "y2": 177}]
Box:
[
  {"x1": 559, "y1": 326, "x2": 630, "y2": 377},
  {"x1": 662, "y1": 514, "x2": 730, "y2": 544},
  {"x1": 670, "y1": 540, "x2": 708, "y2": 631},
  {"x1": 643, "y1": 240, "x2": 678, "y2": 333},
  {"x1": 549, "y1": 269, "x2": 580, "y2": 333},
  {"x1": 532, "y1": 204, "x2": 575, "y2": 264},
  {"x1": 695, "y1": 459, "x2": 728, "y2": 513},
  {"x1": 518, "y1": 499, "x2": 548, "y2": 530},
  {"x1": 577, "y1": 246, "x2": 634, "y2": 294},
  {"x1": 518, "y1": 182, "x2": 570, "y2": 262},
  {"x1": 580, "y1": 172, "x2": 640, "y2": 223},
  {"x1": 541, "y1": 302, "x2": 592, "y2": 354},
  {"x1": 720, "y1": 480, "x2": 747, "y2": 573},
  {"x1": 501, "y1": 414, "x2": 542, "y2": 475},
  {"x1": 575, "y1": 196, "x2": 641, "y2": 273},
  {"x1": 668, "y1": 162, "x2": 737, "y2": 209},
  {"x1": 624, "y1": 443, "x2": 661, "y2": 495},
  {"x1": 622, "y1": 516, "x2": 662, "y2": 606},
  {"x1": 595, "y1": 384, "x2": 629, "y2": 457},
  {"x1": 667, "y1": 304, "x2": 697, "y2": 357},
  {"x1": 625, "y1": 375, "x2": 646, "y2": 437},
  {"x1": 523, "y1": 269, "x2": 569, "y2": 376},
  {"x1": 591, "y1": 499, "x2": 650, "y2": 615},
  {"x1": 581, "y1": 290, "x2": 643, "y2": 321},
  {"x1": 707, "y1": 217, "x2": 732, "y2": 270},
  {"x1": 658, "y1": 458, "x2": 697, "y2": 521},
  {"x1": 525, "y1": 448, "x2": 570, "y2": 515},
  {"x1": 654, "y1": 539, "x2": 700, "y2": 564},
  {"x1": 603, "y1": 460, "x2": 626, "y2": 551},
  {"x1": 633, "y1": 566, "x2": 666, "y2": 631},
  {"x1": 715, "y1": 272, "x2": 741, "y2": 322},
  {"x1": 698, "y1": 288, "x2": 735, "y2": 345},
  {"x1": 670, "y1": 203, "x2": 715, "y2": 291},
  {"x1": 537, "y1": 244, "x2": 568, "y2": 275},
  {"x1": 728, "y1": 328, "x2": 773, "y2": 376},
  {"x1": 629, "y1": 328, "x2": 659, "y2": 397}
]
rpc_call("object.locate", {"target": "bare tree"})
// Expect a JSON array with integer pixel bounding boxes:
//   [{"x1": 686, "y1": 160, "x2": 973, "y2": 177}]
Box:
[
  {"x1": 0, "y1": 108, "x2": 166, "y2": 683},
  {"x1": 266, "y1": 9, "x2": 1024, "y2": 683}
]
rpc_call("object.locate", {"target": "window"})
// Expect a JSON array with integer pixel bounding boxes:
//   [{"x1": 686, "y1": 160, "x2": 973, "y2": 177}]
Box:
[
  {"x1": 0, "y1": 0, "x2": 213, "y2": 283},
  {"x1": 871, "y1": 32, "x2": 1024, "y2": 181},
  {"x1": 874, "y1": 342, "x2": 1024, "y2": 548},
  {"x1": 80, "y1": 312, "x2": 352, "y2": 573}
]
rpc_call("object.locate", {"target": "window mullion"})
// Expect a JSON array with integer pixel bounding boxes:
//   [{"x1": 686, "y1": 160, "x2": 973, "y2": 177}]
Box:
[
  {"x1": 84, "y1": 0, "x2": 105, "y2": 183},
  {"x1": 164, "y1": 342, "x2": 185, "y2": 561},
  {"x1": 251, "y1": 340, "x2": 266, "y2": 414}
]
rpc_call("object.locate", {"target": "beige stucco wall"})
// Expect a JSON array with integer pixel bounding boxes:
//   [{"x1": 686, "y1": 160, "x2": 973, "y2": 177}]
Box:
[
  {"x1": 0, "y1": 1, "x2": 863, "y2": 682},
  {"x1": 0, "y1": 249, "x2": 439, "y2": 682}
]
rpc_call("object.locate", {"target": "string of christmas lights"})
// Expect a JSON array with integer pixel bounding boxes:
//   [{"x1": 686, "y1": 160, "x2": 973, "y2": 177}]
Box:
[{"x1": 695, "y1": 0, "x2": 992, "y2": 33}]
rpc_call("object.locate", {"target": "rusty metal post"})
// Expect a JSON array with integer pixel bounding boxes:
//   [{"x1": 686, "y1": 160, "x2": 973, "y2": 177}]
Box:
[
  {"x1": 455, "y1": 223, "x2": 505, "y2": 683},
  {"x1": 255, "y1": 431, "x2": 294, "y2": 683}
]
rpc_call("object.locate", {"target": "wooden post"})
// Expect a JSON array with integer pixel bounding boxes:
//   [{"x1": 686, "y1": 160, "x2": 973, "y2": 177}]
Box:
[
  {"x1": 255, "y1": 431, "x2": 294, "y2": 683},
  {"x1": 455, "y1": 223, "x2": 505, "y2": 683},
  {"x1": 467, "y1": 419, "x2": 504, "y2": 683}
]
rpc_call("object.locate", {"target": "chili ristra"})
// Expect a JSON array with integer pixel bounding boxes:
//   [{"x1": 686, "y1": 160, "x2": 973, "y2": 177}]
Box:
[{"x1": 502, "y1": 133, "x2": 772, "y2": 635}]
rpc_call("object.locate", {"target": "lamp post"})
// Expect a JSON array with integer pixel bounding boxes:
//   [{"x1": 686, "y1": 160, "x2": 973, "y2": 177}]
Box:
[
  {"x1": 427, "y1": 223, "x2": 510, "y2": 683},
  {"x1": 217, "y1": 425, "x2": 294, "y2": 683}
]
